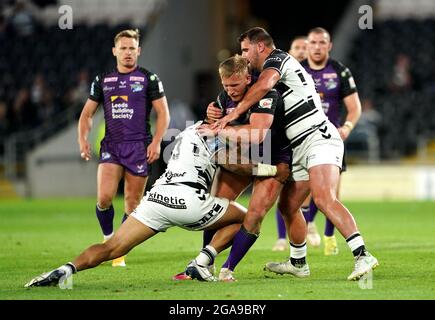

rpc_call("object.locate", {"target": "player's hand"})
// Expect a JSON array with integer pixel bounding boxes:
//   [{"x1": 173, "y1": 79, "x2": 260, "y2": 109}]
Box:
[
  {"x1": 338, "y1": 126, "x2": 351, "y2": 141},
  {"x1": 211, "y1": 111, "x2": 238, "y2": 130},
  {"x1": 206, "y1": 102, "x2": 223, "y2": 122},
  {"x1": 79, "y1": 141, "x2": 91, "y2": 161},
  {"x1": 147, "y1": 140, "x2": 161, "y2": 164},
  {"x1": 198, "y1": 123, "x2": 220, "y2": 137},
  {"x1": 274, "y1": 163, "x2": 290, "y2": 184}
]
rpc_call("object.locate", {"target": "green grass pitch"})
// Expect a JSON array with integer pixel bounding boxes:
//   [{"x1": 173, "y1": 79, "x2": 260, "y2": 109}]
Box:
[{"x1": 1, "y1": 197, "x2": 434, "y2": 300}]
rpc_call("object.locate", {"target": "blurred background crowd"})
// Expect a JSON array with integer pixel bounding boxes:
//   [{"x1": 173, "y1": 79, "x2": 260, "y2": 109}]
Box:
[{"x1": 1, "y1": 0, "x2": 435, "y2": 198}]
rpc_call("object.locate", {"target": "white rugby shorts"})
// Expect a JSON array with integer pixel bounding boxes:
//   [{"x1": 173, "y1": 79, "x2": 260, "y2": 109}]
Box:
[
  {"x1": 130, "y1": 184, "x2": 229, "y2": 232},
  {"x1": 290, "y1": 121, "x2": 344, "y2": 181}
]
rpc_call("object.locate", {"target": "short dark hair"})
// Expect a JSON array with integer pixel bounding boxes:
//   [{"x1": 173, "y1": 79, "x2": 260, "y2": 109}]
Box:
[
  {"x1": 307, "y1": 27, "x2": 331, "y2": 42},
  {"x1": 238, "y1": 27, "x2": 275, "y2": 48}
]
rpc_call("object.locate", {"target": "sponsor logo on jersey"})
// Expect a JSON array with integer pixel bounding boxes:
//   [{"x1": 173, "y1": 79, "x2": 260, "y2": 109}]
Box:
[
  {"x1": 323, "y1": 73, "x2": 338, "y2": 79},
  {"x1": 104, "y1": 77, "x2": 118, "y2": 83},
  {"x1": 119, "y1": 80, "x2": 127, "y2": 88},
  {"x1": 325, "y1": 78, "x2": 338, "y2": 90},
  {"x1": 103, "y1": 86, "x2": 115, "y2": 92},
  {"x1": 130, "y1": 83, "x2": 144, "y2": 93},
  {"x1": 158, "y1": 81, "x2": 164, "y2": 93},
  {"x1": 348, "y1": 76, "x2": 356, "y2": 89},
  {"x1": 259, "y1": 98, "x2": 273, "y2": 109},
  {"x1": 111, "y1": 96, "x2": 128, "y2": 102},
  {"x1": 101, "y1": 152, "x2": 111, "y2": 160},
  {"x1": 130, "y1": 76, "x2": 145, "y2": 82},
  {"x1": 147, "y1": 192, "x2": 186, "y2": 209},
  {"x1": 225, "y1": 107, "x2": 235, "y2": 115},
  {"x1": 267, "y1": 56, "x2": 282, "y2": 62},
  {"x1": 165, "y1": 171, "x2": 187, "y2": 183},
  {"x1": 110, "y1": 96, "x2": 133, "y2": 120}
]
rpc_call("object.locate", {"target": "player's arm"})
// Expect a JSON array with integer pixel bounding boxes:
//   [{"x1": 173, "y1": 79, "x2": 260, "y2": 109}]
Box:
[
  {"x1": 148, "y1": 96, "x2": 170, "y2": 163},
  {"x1": 339, "y1": 92, "x2": 362, "y2": 141},
  {"x1": 216, "y1": 147, "x2": 289, "y2": 184},
  {"x1": 336, "y1": 62, "x2": 361, "y2": 141},
  {"x1": 213, "y1": 69, "x2": 280, "y2": 128},
  {"x1": 219, "y1": 112, "x2": 274, "y2": 144},
  {"x1": 77, "y1": 99, "x2": 99, "y2": 161}
]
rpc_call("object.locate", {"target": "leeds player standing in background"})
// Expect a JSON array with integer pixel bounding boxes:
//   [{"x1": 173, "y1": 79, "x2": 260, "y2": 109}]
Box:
[
  {"x1": 273, "y1": 35, "x2": 307, "y2": 252},
  {"x1": 215, "y1": 27, "x2": 377, "y2": 281},
  {"x1": 300, "y1": 27, "x2": 362, "y2": 255},
  {"x1": 77, "y1": 29, "x2": 170, "y2": 267}
]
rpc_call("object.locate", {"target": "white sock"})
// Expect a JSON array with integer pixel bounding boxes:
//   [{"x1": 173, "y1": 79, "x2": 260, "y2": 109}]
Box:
[
  {"x1": 195, "y1": 245, "x2": 217, "y2": 266},
  {"x1": 346, "y1": 232, "x2": 365, "y2": 252},
  {"x1": 103, "y1": 232, "x2": 114, "y2": 241},
  {"x1": 290, "y1": 242, "x2": 307, "y2": 259}
]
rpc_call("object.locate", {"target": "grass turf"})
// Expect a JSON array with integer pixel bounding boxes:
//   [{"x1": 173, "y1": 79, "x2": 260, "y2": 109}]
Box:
[{"x1": 1, "y1": 197, "x2": 434, "y2": 300}]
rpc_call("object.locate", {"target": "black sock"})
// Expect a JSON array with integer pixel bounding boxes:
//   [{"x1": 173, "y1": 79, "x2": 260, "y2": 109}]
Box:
[
  {"x1": 352, "y1": 245, "x2": 367, "y2": 257},
  {"x1": 290, "y1": 257, "x2": 306, "y2": 267}
]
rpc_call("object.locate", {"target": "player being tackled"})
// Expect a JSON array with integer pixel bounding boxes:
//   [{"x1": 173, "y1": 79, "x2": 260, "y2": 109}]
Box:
[{"x1": 25, "y1": 122, "x2": 290, "y2": 288}]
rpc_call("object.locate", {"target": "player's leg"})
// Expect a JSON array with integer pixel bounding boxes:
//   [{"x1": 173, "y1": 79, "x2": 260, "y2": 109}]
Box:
[
  {"x1": 73, "y1": 216, "x2": 155, "y2": 270},
  {"x1": 265, "y1": 181, "x2": 311, "y2": 277},
  {"x1": 186, "y1": 202, "x2": 247, "y2": 282},
  {"x1": 204, "y1": 169, "x2": 252, "y2": 246},
  {"x1": 303, "y1": 194, "x2": 321, "y2": 247},
  {"x1": 96, "y1": 163, "x2": 123, "y2": 241},
  {"x1": 173, "y1": 170, "x2": 251, "y2": 280},
  {"x1": 323, "y1": 175, "x2": 340, "y2": 255},
  {"x1": 218, "y1": 177, "x2": 283, "y2": 280},
  {"x1": 24, "y1": 216, "x2": 156, "y2": 287},
  {"x1": 111, "y1": 171, "x2": 147, "y2": 267},
  {"x1": 272, "y1": 204, "x2": 288, "y2": 251},
  {"x1": 309, "y1": 164, "x2": 378, "y2": 280}
]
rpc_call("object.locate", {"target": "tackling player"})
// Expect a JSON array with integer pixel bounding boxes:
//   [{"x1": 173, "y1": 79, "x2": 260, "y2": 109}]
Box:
[
  {"x1": 214, "y1": 27, "x2": 378, "y2": 281},
  {"x1": 273, "y1": 35, "x2": 308, "y2": 252},
  {"x1": 275, "y1": 27, "x2": 362, "y2": 255},
  {"x1": 174, "y1": 55, "x2": 306, "y2": 282},
  {"x1": 25, "y1": 122, "x2": 290, "y2": 287}
]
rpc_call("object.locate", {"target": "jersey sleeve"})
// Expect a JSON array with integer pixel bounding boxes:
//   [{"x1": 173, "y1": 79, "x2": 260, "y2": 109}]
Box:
[
  {"x1": 146, "y1": 72, "x2": 166, "y2": 101},
  {"x1": 249, "y1": 90, "x2": 279, "y2": 115},
  {"x1": 89, "y1": 75, "x2": 103, "y2": 103},
  {"x1": 215, "y1": 91, "x2": 227, "y2": 111},
  {"x1": 263, "y1": 51, "x2": 288, "y2": 76},
  {"x1": 334, "y1": 61, "x2": 358, "y2": 98}
]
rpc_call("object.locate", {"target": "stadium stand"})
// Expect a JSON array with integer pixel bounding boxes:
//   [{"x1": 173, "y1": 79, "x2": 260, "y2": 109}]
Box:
[
  {"x1": 0, "y1": 0, "x2": 165, "y2": 179},
  {"x1": 347, "y1": 17, "x2": 435, "y2": 159}
]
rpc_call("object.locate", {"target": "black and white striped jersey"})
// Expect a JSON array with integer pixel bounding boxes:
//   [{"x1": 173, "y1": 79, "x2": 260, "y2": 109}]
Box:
[
  {"x1": 264, "y1": 49, "x2": 328, "y2": 148},
  {"x1": 154, "y1": 122, "x2": 220, "y2": 194}
]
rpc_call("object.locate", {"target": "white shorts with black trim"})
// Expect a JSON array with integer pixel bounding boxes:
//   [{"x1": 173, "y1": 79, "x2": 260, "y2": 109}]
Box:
[
  {"x1": 130, "y1": 184, "x2": 229, "y2": 232},
  {"x1": 290, "y1": 120, "x2": 344, "y2": 181}
]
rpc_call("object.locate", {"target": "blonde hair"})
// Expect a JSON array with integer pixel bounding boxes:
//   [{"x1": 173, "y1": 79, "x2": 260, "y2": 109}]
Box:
[
  {"x1": 114, "y1": 29, "x2": 140, "y2": 46},
  {"x1": 218, "y1": 54, "x2": 249, "y2": 79}
]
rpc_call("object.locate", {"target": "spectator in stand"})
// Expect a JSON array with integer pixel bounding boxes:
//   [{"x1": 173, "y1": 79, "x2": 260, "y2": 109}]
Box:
[{"x1": 389, "y1": 53, "x2": 413, "y2": 93}]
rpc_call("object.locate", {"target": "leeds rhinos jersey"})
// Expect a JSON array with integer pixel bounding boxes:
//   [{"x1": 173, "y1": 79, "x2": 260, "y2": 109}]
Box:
[
  {"x1": 89, "y1": 66, "x2": 165, "y2": 144},
  {"x1": 301, "y1": 58, "x2": 357, "y2": 128},
  {"x1": 154, "y1": 122, "x2": 222, "y2": 194},
  {"x1": 263, "y1": 49, "x2": 327, "y2": 148}
]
